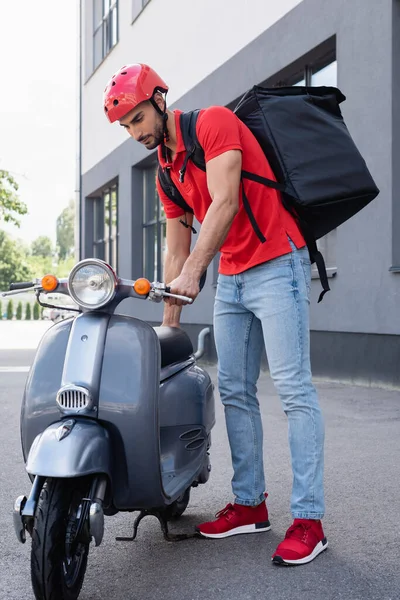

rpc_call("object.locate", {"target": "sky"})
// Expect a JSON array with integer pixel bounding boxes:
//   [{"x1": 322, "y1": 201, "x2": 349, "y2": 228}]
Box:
[{"x1": 0, "y1": 0, "x2": 78, "y2": 245}]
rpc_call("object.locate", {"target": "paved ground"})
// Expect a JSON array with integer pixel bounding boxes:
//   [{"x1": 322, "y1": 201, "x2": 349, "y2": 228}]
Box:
[
  {"x1": 0, "y1": 322, "x2": 399, "y2": 600},
  {"x1": 0, "y1": 320, "x2": 52, "y2": 350}
]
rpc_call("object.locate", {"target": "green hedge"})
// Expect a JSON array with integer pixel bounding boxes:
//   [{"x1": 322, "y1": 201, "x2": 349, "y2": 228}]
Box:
[
  {"x1": 33, "y1": 302, "x2": 40, "y2": 320},
  {"x1": 7, "y1": 300, "x2": 13, "y2": 320},
  {"x1": 16, "y1": 302, "x2": 22, "y2": 320},
  {"x1": 25, "y1": 303, "x2": 32, "y2": 320}
]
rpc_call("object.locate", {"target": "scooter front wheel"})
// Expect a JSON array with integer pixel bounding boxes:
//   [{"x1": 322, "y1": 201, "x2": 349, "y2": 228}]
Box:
[{"x1": 31, "y1": 477, "x2": 91, "y2": 600}]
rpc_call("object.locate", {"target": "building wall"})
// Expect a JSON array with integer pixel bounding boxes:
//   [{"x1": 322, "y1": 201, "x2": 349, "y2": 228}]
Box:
[
  {"x1": 82, "y1": 0, "x2": 304, "y2": 174},
  {"x1": 80, "y1": 0, "x2": 400, "y2": 386}
]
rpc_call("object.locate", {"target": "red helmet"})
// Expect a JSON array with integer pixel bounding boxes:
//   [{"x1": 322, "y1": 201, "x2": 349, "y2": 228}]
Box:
[{"x1": 103, "y1": 63, "x2": 168, "y2": 123}]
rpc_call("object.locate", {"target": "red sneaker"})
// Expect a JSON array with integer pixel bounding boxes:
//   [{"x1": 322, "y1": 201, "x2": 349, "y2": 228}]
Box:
[
  {"x1": 272, "y1": 519, "x2": 328, "y2": 565},
  {"x1": 196, "y1": 496, "x2": 271, "y2": 539}
]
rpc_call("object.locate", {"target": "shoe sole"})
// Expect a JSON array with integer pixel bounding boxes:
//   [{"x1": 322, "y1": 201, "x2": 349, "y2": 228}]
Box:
[
  {"x1": 272, "y1": 537, "x2": 328, "y2": 565},
  {"x1": 196, "y1": 521, "x2": 271, "y2": 539}
]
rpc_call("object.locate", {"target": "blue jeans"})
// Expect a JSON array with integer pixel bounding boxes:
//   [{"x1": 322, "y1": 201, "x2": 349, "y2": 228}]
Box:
[{"x1": 213, "y1": 241, "x2": 325, "y2": 519}]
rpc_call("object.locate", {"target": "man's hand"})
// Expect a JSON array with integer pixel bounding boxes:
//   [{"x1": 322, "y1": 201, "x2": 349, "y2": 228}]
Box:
[{"x1": 165, "y1": 271, "x2": 201, "y2": 306}]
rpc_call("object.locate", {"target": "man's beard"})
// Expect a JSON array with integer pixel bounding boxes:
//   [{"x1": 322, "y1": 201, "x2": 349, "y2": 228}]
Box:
[{"x1": 145, "y1": 117, "x2": 164, "y2": 150}]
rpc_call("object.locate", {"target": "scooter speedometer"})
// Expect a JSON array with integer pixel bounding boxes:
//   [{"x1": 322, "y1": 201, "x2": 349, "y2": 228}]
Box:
[{"x1": 68, "y1": 259, "x2": 117, "y2": 310}]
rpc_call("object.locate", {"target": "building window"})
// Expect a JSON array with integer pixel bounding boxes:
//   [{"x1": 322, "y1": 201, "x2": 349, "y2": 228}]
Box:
[
  {"x1": 93, "y1": 183, "x2": 118, "y2": 270},
  {"x1": 143, "y1": 167, "x2": 166, "y2": 282},
  {"x1": 292, "y1": 60, "x2": 337, "y2": 87},
  {"x1": 132, "y1": 0, "x2": 151, "y2": 23},
  {"x1": 93, "y1": 0, "x2": 118, "y2": 70}
]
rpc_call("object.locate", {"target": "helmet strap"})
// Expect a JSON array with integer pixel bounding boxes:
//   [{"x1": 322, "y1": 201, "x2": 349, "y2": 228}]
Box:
[
  {"x1": 151, "y1": 91, "x2": 171, "y2": 163},
  {"x1": 150, "y1": 95, "x2": 164, "y2": 116}
]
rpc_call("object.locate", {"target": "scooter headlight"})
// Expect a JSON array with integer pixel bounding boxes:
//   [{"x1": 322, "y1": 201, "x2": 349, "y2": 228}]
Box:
[{"x1": 68, "y1": 259, "x2": 117, "y2": 309}]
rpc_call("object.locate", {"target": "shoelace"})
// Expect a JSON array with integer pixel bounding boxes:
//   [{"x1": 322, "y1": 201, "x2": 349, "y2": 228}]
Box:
[
  {"x1": 215, "y1": 503, "x2": 236, "y2": 520},
  {"x1": 285, "y1": 521, "x2": 312, "y2": 543}
]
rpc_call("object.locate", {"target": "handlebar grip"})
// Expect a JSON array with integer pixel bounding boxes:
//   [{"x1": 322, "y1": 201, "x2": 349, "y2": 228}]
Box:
[
  {"x1": 165, "y1": 274, "x2": 206, "y2": 294},
  {"x1": 9, "y1": 281, "x2": 34, "y2": 291}
]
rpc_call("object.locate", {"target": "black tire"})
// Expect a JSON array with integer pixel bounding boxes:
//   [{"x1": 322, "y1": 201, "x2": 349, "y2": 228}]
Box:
[
  {"x1": 165, "y1": 487, "x2": 191, "y2": 520},
  {"x1": 31, "y1": 478, "x2": 91, "y2": 600}
]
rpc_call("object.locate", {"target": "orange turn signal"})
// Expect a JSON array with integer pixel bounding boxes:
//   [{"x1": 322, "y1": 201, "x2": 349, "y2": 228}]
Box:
[
  {"x1": 41, "y1": 274, "x2": 59, "y2": 292},
  {"x1": 133, "y1": 278, "x2": 151, "y2": 296}
]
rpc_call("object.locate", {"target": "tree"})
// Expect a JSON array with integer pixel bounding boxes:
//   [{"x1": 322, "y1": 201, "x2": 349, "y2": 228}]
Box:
[
  {"x1": 25, "y1": 303, "x2": 32, "y2": 320},
  {"x1": 0, "y1": 170, "x2": 28, "y2": 227},
  {"x1": 0, "y1": 230, "x2": 32, "y2": 292},
  {"x1": 54, "y1": 256, "x2": 76, "y2": 278},
  {"x1": 16, "y1": 301, "x2": 22, "y2": 320},
  {"x1": 26, "y1": 255, "x2": 53, "y2": 280},
  {"x1": 56, "y1": 199, "x2": 75, "y2": 261},
  {"x1": 33, "y1": 302, "x2": 40, "y2": 320},
  {"x1": 7, "y1": 299, "x2": 13, "y2": 320},
  {"x1": 31, "y1": 236, "x2": 54, "y2": 259}
]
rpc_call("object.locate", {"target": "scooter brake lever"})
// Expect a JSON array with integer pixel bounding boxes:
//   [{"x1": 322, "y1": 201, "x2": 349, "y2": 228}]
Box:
[{"x1": 163, "y1": 291, "x2": 193, "y2": 304}]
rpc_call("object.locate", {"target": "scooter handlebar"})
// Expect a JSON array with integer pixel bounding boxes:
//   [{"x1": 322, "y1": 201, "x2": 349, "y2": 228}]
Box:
[{"x1": 9, "y1": 281, "x2": 35, "y2": 291}]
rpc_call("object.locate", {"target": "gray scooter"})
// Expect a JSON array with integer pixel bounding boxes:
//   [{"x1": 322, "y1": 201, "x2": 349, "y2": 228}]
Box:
[{"x1": 5, "y1": 258, "x2": 215, "y2": 600}]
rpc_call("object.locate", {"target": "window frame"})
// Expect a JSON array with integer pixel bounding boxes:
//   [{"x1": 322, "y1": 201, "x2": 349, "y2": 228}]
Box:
[
  {"x1": 93, "y1": 0, "x2": 119, "y2": 71},
  {"x1": 142, "y1": 167, "x2": 166, "y2": 282},
  {"x1": 132, "y1": 0, "x2": 152, "y2": 24},
  {"x1": 92, "y1": 182, "x2": 119, "y2": 271}
]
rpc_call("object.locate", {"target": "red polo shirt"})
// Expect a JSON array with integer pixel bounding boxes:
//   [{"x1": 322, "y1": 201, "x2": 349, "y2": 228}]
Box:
[{"x1": 157, "y1": 107, "x2": 305, "y2": 275}]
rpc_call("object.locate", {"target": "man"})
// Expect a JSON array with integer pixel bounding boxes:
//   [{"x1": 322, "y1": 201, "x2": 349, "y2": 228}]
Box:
[{"x1": 103, "y1": 63, "x2": 327, "y2": 565}]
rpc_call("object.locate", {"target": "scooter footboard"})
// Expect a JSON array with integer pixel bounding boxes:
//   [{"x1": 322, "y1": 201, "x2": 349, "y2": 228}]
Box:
[{"x1": 26, "y1": 419, "x2": 112, "y2": 479}]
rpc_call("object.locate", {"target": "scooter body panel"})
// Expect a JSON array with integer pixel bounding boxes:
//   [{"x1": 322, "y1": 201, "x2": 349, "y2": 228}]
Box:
[
  {"x1": 158, "y1": 363, "x2": 215, "y2": 495},
  {"x1": 159, "y1": 363, "x2": 215, "y2": 429},
  {"x1": 97, "y1": 315, "x2": 215, "y2": 509},
  {"x1": 21, "y1": 318, "x2": 72, "y2": 462},
  {"x1": 20, "y1": 312, "x2": 215, "y2": 512},
  {"x1": 21, "y1": 313, "x2": 111, "y2": 461},
  {"x1": 97, "y1": 314, "x2": 167, "y2": 509},
  {"x1": 26, "y1": 419, "x2": 112, "y2": 478}
]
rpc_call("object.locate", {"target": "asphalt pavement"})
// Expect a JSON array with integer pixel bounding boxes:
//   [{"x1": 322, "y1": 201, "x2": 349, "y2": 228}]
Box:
[{"x1": 0, "y1": 322, "x2": 399, "y2": 600}]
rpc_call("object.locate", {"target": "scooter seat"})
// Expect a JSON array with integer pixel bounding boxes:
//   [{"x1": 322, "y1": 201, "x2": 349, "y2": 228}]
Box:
[{"x1": 153, "y1": 327, "x2": 194, "y2": 368}]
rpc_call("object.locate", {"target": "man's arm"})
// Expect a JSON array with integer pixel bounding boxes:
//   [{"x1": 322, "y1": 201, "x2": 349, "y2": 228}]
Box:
[
  {"x1": 162, "y1": 214, "x2": 193, "y2": 326},
  {"x1": 167, "y1": 149, "x2": 242, "y2": 304}
]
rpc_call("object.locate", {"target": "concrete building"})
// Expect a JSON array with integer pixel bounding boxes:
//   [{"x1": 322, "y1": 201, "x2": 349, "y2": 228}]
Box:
[{"x1": 78, "y1": 0, "x2": 400, "y2": 387}]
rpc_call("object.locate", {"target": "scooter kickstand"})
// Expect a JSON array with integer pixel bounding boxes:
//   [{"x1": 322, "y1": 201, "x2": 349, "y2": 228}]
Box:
[
  {"x1": 116, "y1": 510, "x2": 146, "y2": 542},
  {"x1": 157, "y1": 512, "x2": 198, "y2": 542},
  {"x1": 116, "y1": 509, "x2": 198, "y2": 543}
]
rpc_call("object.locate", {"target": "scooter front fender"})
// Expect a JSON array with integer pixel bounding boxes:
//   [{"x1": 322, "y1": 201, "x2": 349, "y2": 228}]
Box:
[{"x1": 26, "y1": 419, "x2": 112, "y2": 479}]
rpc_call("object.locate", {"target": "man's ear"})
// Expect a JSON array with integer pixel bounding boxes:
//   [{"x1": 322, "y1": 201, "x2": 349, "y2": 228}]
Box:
[{"x1": 153, "y1": 92, "x2": 166, "y2": 112}]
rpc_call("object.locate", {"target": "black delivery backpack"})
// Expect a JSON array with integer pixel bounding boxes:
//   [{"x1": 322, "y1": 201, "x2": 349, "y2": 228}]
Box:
[{"x1": 158, "y1": 85, "x2": 380, "y2": 301}]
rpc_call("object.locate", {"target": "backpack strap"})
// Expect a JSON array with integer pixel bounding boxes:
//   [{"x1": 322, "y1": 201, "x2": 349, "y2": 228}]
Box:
[
  {"x1": 157, "y1": 165, "x2": 197, "y2": 233},
  {"x1": 157, "y1": 109, "x2": 204, "y2": 233},
  {"x1": 298, "y1": 220, "x2": 330, "y2": 303},
  {"x1": 178, "y1": 110, "x2": 206, "y2": 183},
  {"x1": 240, "y1": 178, "x2": 266, "y2": 243},
  {"x1": 283, "y1": 206, "x2": 330, "y2": 302},
  {"x1": 157, "y1": 165, "x2": 193, "y2": 213},
  {"x1": 241, "y1": 170, "x2": 285, "y2": 192}
]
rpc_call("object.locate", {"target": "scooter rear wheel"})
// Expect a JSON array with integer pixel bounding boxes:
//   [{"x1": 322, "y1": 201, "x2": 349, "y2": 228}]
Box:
[
  {"x1": 31, "y1": 477, "x2": 91, "y2": 600},
  {"x1": 165, "y1": 487, "x2": 191, "y2": 520}
]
